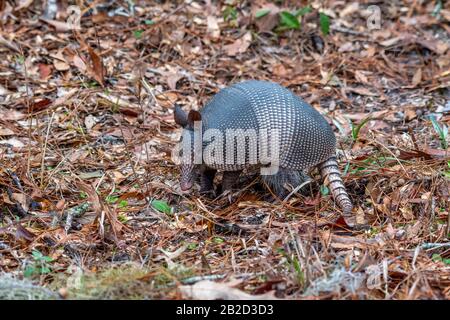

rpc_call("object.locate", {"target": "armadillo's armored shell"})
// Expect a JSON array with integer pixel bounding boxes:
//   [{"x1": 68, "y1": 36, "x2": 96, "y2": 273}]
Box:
[{"x1": 200, "y1": 80, "x2": 336, "y2": 171}]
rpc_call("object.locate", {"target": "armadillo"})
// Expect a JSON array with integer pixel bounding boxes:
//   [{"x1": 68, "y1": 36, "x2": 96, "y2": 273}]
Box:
[{"x1": 173, "y1": 80, "x2": 353, "y2": 214}]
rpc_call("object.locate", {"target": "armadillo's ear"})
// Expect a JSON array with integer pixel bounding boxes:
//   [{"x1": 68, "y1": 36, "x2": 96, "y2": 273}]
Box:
[
  {"x1": 187, "y1": 110, "x2": 202, "y2": 128},
  {"x1": 174, "y1": 104, "x2": 188, "y2": 127}
]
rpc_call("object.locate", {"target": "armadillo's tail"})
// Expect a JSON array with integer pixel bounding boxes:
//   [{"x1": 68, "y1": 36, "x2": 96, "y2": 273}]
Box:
[{"x1": 318, "y1": 156, "x2": 353, "y2": 215}]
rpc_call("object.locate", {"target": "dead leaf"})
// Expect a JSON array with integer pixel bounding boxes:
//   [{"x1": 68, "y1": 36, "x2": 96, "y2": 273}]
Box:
[
  {"x1": 412, "y1": 68, "x2": 422, "y2": 86},
  {"x1": 346, "y1": 87, "x2": 379, "y2": 96},
  {"x1": 354, "y1": 70, "x2": 369, "y2": 84},
  {"x1": 0, "y1": 109, "x2": 25, "y2": 120},
  {"x1": 52, "y1": 51, "x2": 70, "y2": 71},
  {"x1": 11, "y1": 193, "x2": 29, "y2": 212},
  {"x1": 84, "y1": 115, "x2": 97, "y2": 131},
  {"x1": 272, "y1": 63, "x2": 288, "y2": 77},
  {"x1": 207, "y1": 16, "x2": 220, "y2": 40},
  {"x1": 77, "y1": 181, "x2": 123, "y2": 242},
  {"x1": 380, "y1": 37, "x2": 401, "y2": 47},
  {"x1": 0, "y1": 84, "x2": 10, "y2": 95},
  {"x1": 0, "y1": 128, "x2": 15, "y2": 136},
  {"x1": 0, "y1": 138, "x2": 25, "y2": 148},
  {"x1": 53, "y1": 88, "x2": 78, "y2": 107},
  {"x1": 87, "y1": 46, "x2": 105, "y2": 86},
  {"x1": 254, "y1": 4, "x2": 280, "y2": 32},
  {"x1": 40, "y1": 18, "x2": 74, "y2": 32},
  {"x1": 416, "y1": 38, "x2": 449, "y2": 55},
  {"x1": 155, "y1": 92, "x2": 178, "y2": 107},
  {"x1": 224, "y1": 32, "x2": 252, "y2": 56},
  {"x1": 15, "y1": 224, "x2": 35, "y2": 241},
  {"x1": 422, "y1": 147, "x2": 450, "y2": 159},
  {"x1": 15, "y1": 0, "x2": 33, "y2": 11},
  {"x1": 160, "y1": 244, "x2": 189, "y2": 260},
  {"x1": 31, "y1": 98, "x2": 52, "y2": 112},
  {"x1": 111, "y1": 171, "x2": 126, "y2": 184},
  {"x1": 0, "y1": 34, "x2": 19, "y2": 52},
  {"x1": 340, "y1": 2, "x2": 359, "y2": 17},
  {"x1": 38, "y1": 63, "x2": 52, "y2": 80},
  {"x1": 72, "y1": 55, "x2": 87, "y2": 73},
  {"x1": 78, "y1": 171, "x2": 103, "y2": 180},
  {"x1": 97, "y1": 93, "x2": 140, "y2": 109},
  {"x1": 339, "y1": 42, "x2": 360, "y2": 52},
  {"x1": 441, "y1": 9, "x2": 450, "y2": 21},
  {"x1": 166, "y1": 73, "x2": 183, "y2": 90},
  {"x1": 405, "y1": 108, "x2": 417, "y2": 121},
  {"x1": 56, "y1": 199, "x2": 66, "y2": 210}
]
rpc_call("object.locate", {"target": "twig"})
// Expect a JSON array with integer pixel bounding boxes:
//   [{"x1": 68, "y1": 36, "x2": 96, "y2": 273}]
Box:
[
  {"x1": 40, "y1": 112, "x2": 55, "y2": 188},
  {"x1": 181, "y1": 274, "x2": 226, "y2": 285},
  {"x1": 283, "y1": 180, "x2": 312, "y2": 203}
]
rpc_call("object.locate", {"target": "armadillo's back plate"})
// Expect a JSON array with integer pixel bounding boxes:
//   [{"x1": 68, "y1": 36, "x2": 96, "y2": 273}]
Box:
[{"x1": 200, "y1": 80, "x2": 336, "y2": 171}]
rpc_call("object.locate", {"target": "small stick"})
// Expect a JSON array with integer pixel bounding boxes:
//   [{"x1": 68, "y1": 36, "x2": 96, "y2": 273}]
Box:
[{"x1": 40, "y1": 112, "x2": 55, "y2": 187}]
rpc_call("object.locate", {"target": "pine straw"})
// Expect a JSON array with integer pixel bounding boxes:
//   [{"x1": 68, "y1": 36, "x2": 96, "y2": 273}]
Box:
[{"x1": 0, "y1": 1, "x2": 449, "y2": 299}]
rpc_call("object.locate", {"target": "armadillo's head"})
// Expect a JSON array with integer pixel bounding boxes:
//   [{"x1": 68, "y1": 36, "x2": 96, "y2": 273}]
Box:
[{"x1": 174, "y1": 105, "x2": 202, "y2": 191}]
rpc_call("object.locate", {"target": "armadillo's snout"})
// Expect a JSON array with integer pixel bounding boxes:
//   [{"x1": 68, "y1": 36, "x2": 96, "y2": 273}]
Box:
[
  {"x1": 180, "y1": 180, "x2": 193, "y2": 191},
  {"x1": 180, "y1": 164, "x2": 195, "y2": 191}
]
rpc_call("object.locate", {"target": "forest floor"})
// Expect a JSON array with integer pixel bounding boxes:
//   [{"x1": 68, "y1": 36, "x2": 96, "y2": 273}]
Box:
[{"x1": 0, "y1": 0, "x2": 449, "y2": 300}]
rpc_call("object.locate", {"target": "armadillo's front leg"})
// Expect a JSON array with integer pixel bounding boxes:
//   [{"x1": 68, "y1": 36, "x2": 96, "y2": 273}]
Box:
[
  {"x1": 199, "y1": 169, "x2": 216, "y2": 196},
  {"x1": 221, "y1": 170, "x2": 242, "y2": 193}
]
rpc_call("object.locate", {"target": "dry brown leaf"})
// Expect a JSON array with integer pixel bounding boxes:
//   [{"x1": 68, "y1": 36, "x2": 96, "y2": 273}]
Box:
[
  {"x1": 38, "y1": 63, "x2": 52, "y2": 80},
  {"x1": 11, "y1": 193, "x2": 29, "y2": 212},
  {"x1": 224, "y1": 32, "x2": 252, "y2": 56},
  {"x1": 346, "y1": 87, "x2": 379, "y2": 96},
  {"x1": 87, "y1": 46, "x2": 105, "y2": 86},
  {"x1": 0, "y1": 34, "x2": 19, "y2": 52},
  {"x1": 254, "y1": 4, "x2": 280, "y2": 32},
  {"x1": 51, "y1": 50, "x2": 70, "y2": 71},
  {"x1": 272, "y1": 63, "x2": 288, "y2": 77},
  {"x1": 76, "y1": 181, "x2": 123, "y2": 243},
  {"x1": 15, "y1": 224, "x2": 35, "y2": 241},
  {"x1": 155, "y1": 92, "x2": 178, "y2": 107},
  {"x1": 40, "y1": 18, "x2": 74, "y2": 32},
  {"x1": 380, "y1": 37, "x2": 401, "y2": 47},
  {"x1": 110, "y1": 171, "x2": 126, "y2": 184},
  {"x1": 72, "y1": 55, "x2": 87, "y2": 73},
  {"x1": 0, "y1": 109, "x2": 25, "y2": 120},
  {"x1": 339, "y1": 42, "x2": 359, "y2": 52},
  {"x1": 166, "y1": 73, "x2": 183, "y2": 90},
  {"x1": 207, "y1": 16, "x2": 220, "y2": 40},
  {"x1": 84, "y1": 115, "x2": 97, "y2": 131},
  {"x1": 441, "y1": 9, "x2": 450, "y2": 21},
  {"x1": 0, "y1": 128, "x2": 15, "y2": 136},
  {"x1": 354, "y1": 70, "x2": 369, "y2": 84},
  {"x1": 53, "y1": 88, "x2": 78, "y2": 107},
  {"x1": 416, "y1": 38, "x2": 449, "y2": 55},
  {"x1": 0, "y1": 84, "x2": 10, "y2": 95},
  {"x1": 97, "y1": 93, "x2": 139, "y2": 109},
  {"x1": 405, "y1": 108, "x2": 417, "y2": 121},
  {"x1": 31, "y1": 98, "x2": 52, "y2": 112},
  {"x1": 340, "y1": 2, "x2": 359, "y2": 17},
  {"x1": 14, "y1": 0, "x2": 33, "y2": 11},
  {"x1": 0, "y1": 138, "x2": 24, "y2": 148},
  {"x1": 412, "y1": 68, "x2": 422, "y2": 86}
]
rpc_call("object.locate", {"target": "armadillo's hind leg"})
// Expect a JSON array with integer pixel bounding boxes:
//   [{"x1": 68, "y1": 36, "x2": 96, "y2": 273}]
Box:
[
  {"x1": 199, "y1": 168, "x2": 216, "y2": 197},
  {"x1": 318, "y1": 156, "x2": 353, "y2": 214},
  {"x1": 220, "y1": 170, "x2": 242, "y2": 194},
  {"x1": 262, "y1": 168, "x2": 311, "y2": 200}
]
